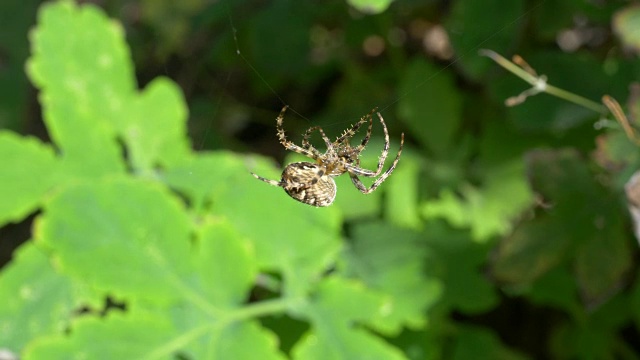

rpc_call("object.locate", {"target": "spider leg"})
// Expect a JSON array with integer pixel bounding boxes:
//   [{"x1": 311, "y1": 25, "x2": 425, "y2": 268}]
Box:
[
  {"x1": 352, "y1": 110, "x2": 374, "y2": 152},
  {"x1": 333, "y1": 108, "x2": 376, "y2": 145},
  {"x1": 300, "y1": 125, "x2": 334, "y2": 155},
  {"x1": 302, "y1": 126, "x2": 322, "y2": 150},
  {"x1": 276, "y1": 105, "x2": 320, "y2": 160},
  {"x1": 348, "y1": 132, "x2": 404, "y2": 194},
  {"x1": 344, "y1": 111, "x2": 392, "y2": 177},
  {"x1": 251, "y1": 172, "x2": 282, "y2": 187}
]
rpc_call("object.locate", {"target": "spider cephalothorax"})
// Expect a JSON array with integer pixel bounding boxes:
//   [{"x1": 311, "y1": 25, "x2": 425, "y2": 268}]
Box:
[{"x1": 251, "y1": 106, "x2": 404, "y2": 207}]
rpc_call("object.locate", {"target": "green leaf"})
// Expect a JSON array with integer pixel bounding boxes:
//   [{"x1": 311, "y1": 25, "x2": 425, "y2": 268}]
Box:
[
  {"x1": 193, "y1": 219, "x2": 257, "y2": 308},
  {"x1": 550, "y1": 322, "x2": 615, "y2": 360},
  {"x1": 292, "y1": 277, "x2": 406, "y2": 360},
  {"x1": 35, "y1": 178, "x2": 192, "y2": 303},
  {"x1": 385, "y1": 151, "x2": 422, "y2": 230},
  {"x1": 162, "y1": 152, "x2": 238, "y2": 213},
  {"x1": 171, "y1": 221, "x2": 284, "y2": 360},
  {"x1": 342, "y1": 222, "x2": 442, "y2": 333},
  {"x1": 422, "y1": 120, "x2": 535, "y2": 241},
  {"x1": 445, "y1": 0, "x2": 525, "y2": 80},
  {"x1": 23, "y1": 309, "x2": 175, "y2": 360},
  {"x1": 492, "y1": 217, "x2": 570, "y2": 285},
  {"x1": 398, "y1": 59, "x2": 462, "y2": 156},
  {"x1": 452, "y1": 326, "x2": 530, "y2": 360},
  {"x1": 126, "y1": 77, "x2": 191, "y2": 171},
  {"x1": 0, "y1": 242, "x2": 90, "y2": 352},
  {"x1": 494, "y1": 148, "x2": 633, "y2": 297},
  {"x1": 423, "y1": 159, "x2": 533, "y2": 242},
  {"x1": 527, "y1": 268, "x2": 579, "y2": 313},
  {"x1": 166, "y1": 152, "x2": 343, "y2": 295},
  {"x1": 26, "y1": 0, "x2": 132, "y2": 178},
  {"x1": 574, "y1": 213, "x2": 632, "y2": 304},
  {"x1": 0, "y1": 132, "x2": 59, "y2": 224},
  {"x1": 204, "y1": 321, "x2": 286, "y2": 360},
  {"x1": 424, "y1": 222, "x2": 497, "y2": 314},
  {"x1": 613, "y1": 5, "x2": 640, "y2": 55},
  {"x1": 347, "y1": 0, "x2": 394, "y2": 14},
  {"x1": 333, "y1": 174, "x2": 383, "y2": 220}
]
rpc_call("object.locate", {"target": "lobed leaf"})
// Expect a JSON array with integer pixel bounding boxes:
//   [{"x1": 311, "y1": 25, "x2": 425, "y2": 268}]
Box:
[
  {"x1": 0, "y1": 132, "x2": 59, "y2": 225},
  {"x1": 292, "y1": 277, "x2": 406, "y2": 360},
  {"x1": 452, "y1": 326, "x2": 530, "y2": 360},
  {"x1": 26, "y1": 0, "x2": 132, "y2": 178},
  {"x1": 0, "y1": 242, "x2": 89, "y2": 352},
  {"x1": 424, "y1": 222, "x2": 498, "y2": 314},
  {"x1": 23, "y1": 309, "x2": 175, "y2": 360},
  {"x1": 125, "y1": 77, "x2": 191, "y2": 171},
  {"x1": 342, "y1": 222, "x2": 442, "y2": 333},
  {"x1": 35, "y1": 178, "x2": 192, "y2": 303}
]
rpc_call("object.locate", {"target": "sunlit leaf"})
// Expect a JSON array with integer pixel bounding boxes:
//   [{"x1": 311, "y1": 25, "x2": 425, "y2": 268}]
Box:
[
  {"x1": 0, "y1": 132, "x2": 59, "y2": 225},
  {"x1": 36, "y1": 178, "x2": 192, "y2": 303},
  {"x1": 347, "y1": 0, "x2": 394, "y2": 14},
  {"x1": 292, "y1": 277, "x2": 406, "y2": 360},
  {"x1": 0, "y1": 242, "x2": 91, "y2": 352},
  {"x1": 26, "y1": 1, "x2": 131, "y2": 178},
  {"x1": 342, "y1": 222, "x2": 442, "y2": 333},
  {"x1": 613, "y1": 5, "x2": 640, "y2": 55},
  {"x1": 23, "y1": 309, "x2": 175, "y2": 360},
  {"x1": 126, "y1": 78, "x2": 191, "y2": 171}
]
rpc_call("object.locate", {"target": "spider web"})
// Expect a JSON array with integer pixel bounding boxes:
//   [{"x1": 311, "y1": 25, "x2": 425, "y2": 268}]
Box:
[{"x1": 216, "y1": 0, "x2": 547, "y2": 134}]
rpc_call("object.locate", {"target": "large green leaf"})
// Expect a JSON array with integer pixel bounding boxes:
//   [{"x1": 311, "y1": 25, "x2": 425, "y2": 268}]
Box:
[
  {"x1": 342, "y1": 222, "x2": 442, "y2": 333},
  {"x1": 494, "y1": 149, "x2": 633, "y2": 301},
  {"x1": 423, "y1": 121, "x2": 535, "y2": 242},
  {"x1": 423, "y1": 222, "x2": 497, "y2": 314},
  {"x1": 292, "y1": 277, "x2": 406, "y2": 360},
  {"x1": 452, "y1": 326, "x2": 529, "y2": 360},
  {"x1": 0, "y1": 132, "x2": 59, "y2": 224},
  {"x1": 164, "y1": 152, "x2": 343, "y2": 296},
  {"x1": 26, "y1": 0, "x2": 132, "y2": 178},
  {"x1": 23, "y1": 309, "x2": 175, "y2": 360},
  {"x1": 0, "y1": 242, "x2": 91, "y2": 353},
  {"x1": 36, "y1": 178, "x2": 192, "y2": 303},
  {"x1": 125, "y1": 77, "x2": 191, "y2": 171}
]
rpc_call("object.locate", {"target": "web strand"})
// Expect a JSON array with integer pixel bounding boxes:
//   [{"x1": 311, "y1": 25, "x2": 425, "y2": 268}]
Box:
[{"x1": 226, "y1": 0, "x2": 546, "y2": 121}]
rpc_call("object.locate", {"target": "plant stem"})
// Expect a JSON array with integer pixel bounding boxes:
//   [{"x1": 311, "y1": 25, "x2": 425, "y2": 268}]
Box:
[{"x1": 479, "y1": 49, "x2": 608, "y2": 115}]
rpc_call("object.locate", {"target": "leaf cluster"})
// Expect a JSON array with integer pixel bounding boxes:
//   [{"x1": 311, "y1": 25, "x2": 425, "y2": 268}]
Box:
[{"x1": 1, "y1": 0, "x2": 640, "y2": 359}]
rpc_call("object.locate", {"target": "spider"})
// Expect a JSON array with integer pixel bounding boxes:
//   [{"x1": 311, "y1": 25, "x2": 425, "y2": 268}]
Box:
[{"x1": 251, "y1": 105, "x2": 404, "y2": 207}]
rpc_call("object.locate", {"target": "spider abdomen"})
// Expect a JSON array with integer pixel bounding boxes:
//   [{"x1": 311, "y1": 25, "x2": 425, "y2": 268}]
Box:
[{"x1": 281, "y1": 162, "x2": 336, "y2": 207}]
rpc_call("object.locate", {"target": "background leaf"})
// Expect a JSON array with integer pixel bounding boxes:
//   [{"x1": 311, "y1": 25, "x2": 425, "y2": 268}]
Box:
[
  {"x1": 0, "y1": 132, "x2": 59, "y2": 225},
  {"x1": 36, "y1": 178, "x2": 192, "y2": 303}
]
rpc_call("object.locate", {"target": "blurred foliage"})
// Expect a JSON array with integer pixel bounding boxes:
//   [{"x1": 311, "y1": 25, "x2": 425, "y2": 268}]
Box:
[{"x1": 1, "y1": 0, "x2": 640, "y2": 359}]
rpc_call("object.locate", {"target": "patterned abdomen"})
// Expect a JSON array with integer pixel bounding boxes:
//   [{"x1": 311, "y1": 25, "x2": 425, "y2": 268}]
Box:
[{"x1": 280, "y1": 162, "x2": 336, "y2": 207}]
